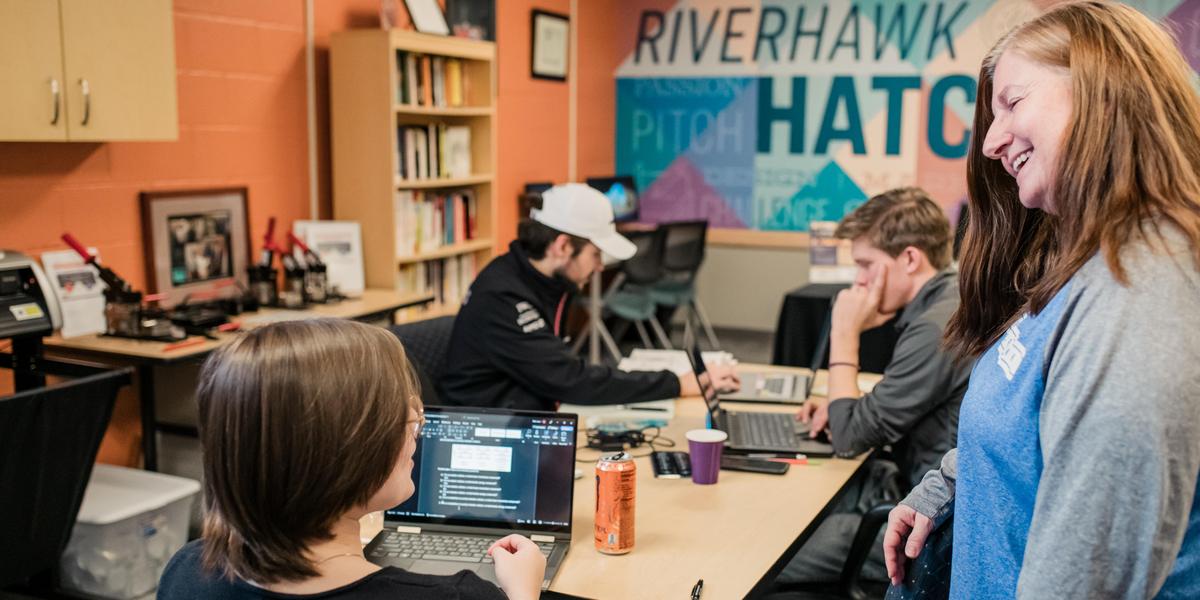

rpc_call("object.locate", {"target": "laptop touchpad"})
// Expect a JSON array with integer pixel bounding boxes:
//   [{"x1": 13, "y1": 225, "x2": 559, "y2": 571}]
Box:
[{"x1": 409, "y1": 561, "x2": 481, "y2": 576}]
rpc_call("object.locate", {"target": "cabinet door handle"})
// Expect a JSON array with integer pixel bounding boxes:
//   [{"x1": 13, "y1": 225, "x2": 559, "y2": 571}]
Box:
[
  {"x1": 79, "y1": 78, "x2": 91, "y2": 126},
  {"x1": 50, "y1": 78, "x2": 61, "y2": 125}
]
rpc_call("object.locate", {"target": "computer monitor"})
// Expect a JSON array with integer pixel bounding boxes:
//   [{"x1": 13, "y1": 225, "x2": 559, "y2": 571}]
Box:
[
  {"x1": 387, "y1": 406, "x2": 578, "y2": 533},
  {"x1": 524, "y1": 181, "x2": 553, "y2": 196},
  {"x1": 585, "y1": 176, "x2": 639, "y2": 222}
]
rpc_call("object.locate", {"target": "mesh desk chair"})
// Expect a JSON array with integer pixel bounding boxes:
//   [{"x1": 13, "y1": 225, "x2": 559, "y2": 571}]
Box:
[
  {"x1": 648, "y1": 220, "x2": 719, "y2": 349},
  {"x1": 389, "y1": 316, "x2": 455, "y2": 406},
  {"x1": 1, "y1": 367, "x2": 131, "y2": 595},
  {"x1": 572, "y1": 228, "x2": 672, "y2": 362}
]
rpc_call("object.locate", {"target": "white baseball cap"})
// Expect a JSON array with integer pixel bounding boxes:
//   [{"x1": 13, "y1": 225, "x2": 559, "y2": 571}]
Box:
[{"x1": 531, "y1": 183, "x2": 637, "y2": 260}]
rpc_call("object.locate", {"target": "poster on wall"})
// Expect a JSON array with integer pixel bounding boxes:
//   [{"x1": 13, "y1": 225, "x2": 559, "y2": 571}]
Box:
[{"x1": 614, "y1": 0, "x2": 1200, "y2": 232}]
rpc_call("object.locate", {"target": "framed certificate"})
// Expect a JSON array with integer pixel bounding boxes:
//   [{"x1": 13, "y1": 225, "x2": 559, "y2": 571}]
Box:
[{"x1": 531, "y1": 9, "x2": 568, "y2": 81}]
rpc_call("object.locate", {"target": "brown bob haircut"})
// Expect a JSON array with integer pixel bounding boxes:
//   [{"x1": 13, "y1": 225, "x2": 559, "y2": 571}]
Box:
[
  {"x1": 948, "y1": 0, "x2": 1200, "y2": 357},
  {"x1": 835, "y1": 186, "x2": 953, "y2": 271},
  {"x1": 196, "y1": 319, "x2": 421, "y2": 583}
]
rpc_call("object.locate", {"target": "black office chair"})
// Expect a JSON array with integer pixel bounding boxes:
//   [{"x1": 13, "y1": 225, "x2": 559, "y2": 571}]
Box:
[
  {"x1": 389, "y1": 316, "x2": 455, "y2": 406},
  {"x1": 1, "y1": 367, "x2": 131, "y2": 595},
  {"x1": 648, "y1": 220, "x2": 719, "y2": 349},
  {"x1": 952, "y1": 201, "x2": 969, "y2": 261},
  {"x1": 763, "y1": 503, "x2": 896, "y2": 600},
  {"x1": 604, "y1": 228, "x2": 673, "y2": 355}
]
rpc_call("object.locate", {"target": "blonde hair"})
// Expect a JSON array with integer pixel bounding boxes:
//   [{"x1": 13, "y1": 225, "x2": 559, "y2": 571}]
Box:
[
  {"x1": 197, "y1": 319, "x2": 421, "y2": 583},
  {"x1": 947, "y1": 0, "x2": 1200, "y2": 356}
]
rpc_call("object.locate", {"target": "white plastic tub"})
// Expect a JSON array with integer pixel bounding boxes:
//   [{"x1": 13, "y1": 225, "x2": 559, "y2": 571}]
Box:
[{"x1": 59, "y1": 464, "x2": 200, "y2": 599}]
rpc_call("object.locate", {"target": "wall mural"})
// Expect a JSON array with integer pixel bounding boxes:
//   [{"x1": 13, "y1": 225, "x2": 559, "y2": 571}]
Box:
[{"x1": 615, "y1": 0, "x2": 1200, "y2": 231}]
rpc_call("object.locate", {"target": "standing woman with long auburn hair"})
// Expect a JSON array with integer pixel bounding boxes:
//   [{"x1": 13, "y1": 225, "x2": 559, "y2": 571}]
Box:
[{"x1": 883, "y1": 2, "x2": 1200, "y2": 598}]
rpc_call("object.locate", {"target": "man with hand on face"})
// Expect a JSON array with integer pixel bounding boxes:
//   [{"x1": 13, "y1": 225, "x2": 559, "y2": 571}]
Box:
[
  {"x1": 440, "y1": 183, "x2": 739, "y2": 412},
  {"x1": 778, "y1": 187, "x2": 972, "y2": 586}
]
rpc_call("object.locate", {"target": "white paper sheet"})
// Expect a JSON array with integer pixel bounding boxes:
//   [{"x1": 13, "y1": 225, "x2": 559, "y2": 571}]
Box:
[
  {"x1": 41, "y1": 249, "x2": 107, "y2": 338},
  {"x1": 292, "y1": 221, "x2": 365, "y2": 297}
]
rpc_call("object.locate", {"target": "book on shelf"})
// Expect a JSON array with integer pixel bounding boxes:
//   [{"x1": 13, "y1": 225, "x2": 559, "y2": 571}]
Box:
[
  {"x1": 395, "y1": 51, "x2": 469, "y2": 108},
  {"x1": 396, "y1": 253, "x2": 479, "y2": 309},
  {"x1": 443, "y1": 125, "x2": 471, "y2": 178},
  {"x1": 396, "y1": 123, "x2": 471, "y2": 180},
  {"x1": 394, "y1": 188, "x2": 479, "y2": 258}
]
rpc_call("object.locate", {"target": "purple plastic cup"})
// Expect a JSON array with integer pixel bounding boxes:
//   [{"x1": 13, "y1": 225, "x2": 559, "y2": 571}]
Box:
[{"x1": 686, "y1": 429, "x2": 728, "y2": 484}]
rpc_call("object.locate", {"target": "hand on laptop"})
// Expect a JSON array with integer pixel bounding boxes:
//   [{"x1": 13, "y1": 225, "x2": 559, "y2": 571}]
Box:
[
  {"x1": 797, "y1": 397, "x2": 832, "y2": 439},
  {"x1": 706, "y1": 362, "x2": 741, "y2": 393},
  {"x1": 487, "y1": 534, "x2": 546, "y2": 600}
]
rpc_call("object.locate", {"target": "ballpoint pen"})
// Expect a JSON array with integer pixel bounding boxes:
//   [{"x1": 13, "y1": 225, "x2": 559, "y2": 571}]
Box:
[{"x1": 690, "y1": 578, "x2": 703, "y2": 599}]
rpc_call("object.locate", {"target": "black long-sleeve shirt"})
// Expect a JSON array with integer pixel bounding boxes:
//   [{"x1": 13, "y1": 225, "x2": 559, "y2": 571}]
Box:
[
  {"x1": 825, "y1": 269, "x2": 973, "y2": 490},
  {"x1": 439, "y1": 241, "x2": 679, "y2": 411},
  {"x1": 159, "y1": 540, "x2": 506, "y2": 600}
]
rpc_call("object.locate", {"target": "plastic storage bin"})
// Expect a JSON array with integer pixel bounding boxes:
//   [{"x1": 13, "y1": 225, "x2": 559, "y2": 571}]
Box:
[{"x1": 59, "y1": 464, "x2": 200, "y2": 599}]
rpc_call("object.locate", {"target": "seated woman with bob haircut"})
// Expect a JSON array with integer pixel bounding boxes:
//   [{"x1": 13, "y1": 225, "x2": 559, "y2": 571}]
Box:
[{"x1": 159, "y1": 319, "x2": 547, "y2": 600}]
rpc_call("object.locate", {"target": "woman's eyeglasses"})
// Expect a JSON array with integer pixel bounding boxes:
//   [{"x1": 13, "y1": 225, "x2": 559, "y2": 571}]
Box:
[{"x1": 410, "y1": 410, "x2": 426, "y2": 438}]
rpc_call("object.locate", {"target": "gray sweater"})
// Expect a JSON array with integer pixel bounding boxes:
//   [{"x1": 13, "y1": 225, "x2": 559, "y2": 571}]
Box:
[
  {"x1": 827, "y1": 269, "x2": 972, "y2": 489},
  {"x1": 902, "y1": 226, "x2": 1200, "y2": 598}
]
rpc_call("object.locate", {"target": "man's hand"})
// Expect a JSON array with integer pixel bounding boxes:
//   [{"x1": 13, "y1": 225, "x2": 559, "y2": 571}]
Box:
[
  {"x1": 832, "y1": 265, "x2": 895, "y2": 338},
  {"x1": 796, "y1": 396, "x2": 831, "y2": 438},
  {"x1": 706, "y1": 362, "x2": 741, "y2": 393}
]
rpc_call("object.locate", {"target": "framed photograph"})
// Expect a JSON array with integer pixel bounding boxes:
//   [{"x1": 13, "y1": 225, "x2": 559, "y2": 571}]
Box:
[
  {"x1": 139, "y1": 187, "x2": 251, "y2": 306},
  {"x1": 531, "y1": 9, "x2": 569, "y2": 81},
  {"x1": 447, "y1": 0, "x2": 494, "y2": 41},
  {"x1": 403, "y1": 0, "x2": 450, "y2": 35}
]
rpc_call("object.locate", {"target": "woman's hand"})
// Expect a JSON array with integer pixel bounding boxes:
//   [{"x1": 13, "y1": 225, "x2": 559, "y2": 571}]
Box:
[
  {"x1": 883, "y1": 504, "x2": 934, "y2": 585},
  {"x1": 488, "y1": 534, "x2": 547, "y2": 600}
]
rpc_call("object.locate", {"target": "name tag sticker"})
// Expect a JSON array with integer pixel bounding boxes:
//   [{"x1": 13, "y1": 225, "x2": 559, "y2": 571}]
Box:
[{"x1": 9, "y1": 303, "x2": 45, "y2": 321}]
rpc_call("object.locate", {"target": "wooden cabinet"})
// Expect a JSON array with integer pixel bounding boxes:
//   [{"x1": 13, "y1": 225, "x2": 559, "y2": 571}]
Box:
[
  {"x1": 0, "y1": 0, "x2": 68, "y2": 141},
  {"x1": 0, "y1": 0, "x2": 177, "y2": 142}
]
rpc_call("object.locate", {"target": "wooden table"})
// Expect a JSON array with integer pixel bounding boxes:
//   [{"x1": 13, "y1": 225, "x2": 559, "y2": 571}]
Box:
[
  {"x1": 550, "y1": 365, "x2": 880, "y2": 599},
  {"x1": 41, "y1": 289, "x2": 433, "y2": 470}
]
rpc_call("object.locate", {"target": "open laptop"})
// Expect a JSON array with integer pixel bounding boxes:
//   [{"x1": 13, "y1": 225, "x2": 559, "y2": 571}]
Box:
[
  {"x1": 366, "y1": 406, "x2": 578, "y2": 591},
  {"x1": 585, "y1": 175, "x2": 639, "y2": 222},
  {"x1": 722, "y1": 369, "x2": 811, "y2": 404},
  {"x1": 721, "y1": 310, "x2": 829, "y2": 404},
  {"x1": 686, "y1": 346, "x2": 835, "y2": 457}
]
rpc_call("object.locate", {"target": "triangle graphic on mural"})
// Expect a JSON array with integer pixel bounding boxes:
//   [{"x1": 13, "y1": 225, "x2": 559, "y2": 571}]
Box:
[
  {"x1": 639, "y1": 155, "x2": 747, "y2": 228},
  {"x1": 765, "y1": 161, "x2": 867, "y2": 232}
]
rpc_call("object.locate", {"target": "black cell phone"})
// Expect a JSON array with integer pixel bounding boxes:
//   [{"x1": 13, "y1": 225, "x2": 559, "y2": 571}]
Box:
[
  {"x1": 720, "y1": 455, "x2": 789, "y2": 475},
  {"x1": 651, "y1": 451, "x2": 692, "y2": 479}
]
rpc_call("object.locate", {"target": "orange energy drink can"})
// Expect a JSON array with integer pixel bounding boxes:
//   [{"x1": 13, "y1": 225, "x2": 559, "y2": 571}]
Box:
[{"x1": 595, "y1": 452, "x2": 636, "y2": 554}]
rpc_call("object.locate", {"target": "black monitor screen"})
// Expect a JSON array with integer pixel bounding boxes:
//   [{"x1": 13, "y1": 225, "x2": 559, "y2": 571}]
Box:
[
  {"x1": 387, "y1": 407, "x2": 578, "y2": 533},
  {"x1": 524, "y1": 181, "x2": 553, "y2": 195},
  {"x1": 585, "y1": 176, "x2": 639, "y2": 222}
]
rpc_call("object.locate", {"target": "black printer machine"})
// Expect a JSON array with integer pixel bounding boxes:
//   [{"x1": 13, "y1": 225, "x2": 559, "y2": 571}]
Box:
[{"x1": 0, "y1": 250, "x2": 61, "y2": 341}]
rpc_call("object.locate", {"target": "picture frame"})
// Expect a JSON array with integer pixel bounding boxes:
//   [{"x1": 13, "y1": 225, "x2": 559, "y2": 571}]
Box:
[
  {"x1": 447, "y1": 0, "x2": 494, "y2": 41},
  {"x1": 403, "y1": 0, "x2": 450, "y2": 35},
  {"x1": 139, "y1": 187, "x2": 251, "y2": 307},
  {"x1": 531, "y1": 9, "x2": 569, "y2": 81}
]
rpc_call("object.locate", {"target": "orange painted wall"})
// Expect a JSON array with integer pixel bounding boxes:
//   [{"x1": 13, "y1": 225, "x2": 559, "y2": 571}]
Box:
[
  {"x1": 0, "y1": 0, "x2": 591, "y2": 466},
  {"x1": 0, "y1": 0, "x2": 311, "y2": 465},
  {"x1": 494, "y1": 0, "x2": 571, "y2": 247}
]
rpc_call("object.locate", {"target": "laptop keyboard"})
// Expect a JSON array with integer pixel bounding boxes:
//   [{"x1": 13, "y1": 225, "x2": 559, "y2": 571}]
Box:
[
  {"x1": 763, "y1": 377, "x2": 786, "y2": 395},
  {"x1": 371, "y1": 532, "x2": 555, "y2": 564},
  {"x1": 728, "y1": 411, "x2": 796, "y2": 448}
]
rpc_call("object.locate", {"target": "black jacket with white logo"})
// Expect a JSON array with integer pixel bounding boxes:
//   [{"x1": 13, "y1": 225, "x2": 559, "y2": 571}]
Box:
[{"x1": 438, "y1": 241, "x2": 680, "y2": 411}]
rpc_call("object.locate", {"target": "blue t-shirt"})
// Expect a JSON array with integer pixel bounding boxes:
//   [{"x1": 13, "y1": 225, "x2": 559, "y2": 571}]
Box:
[{"x1": 952, "y1": 284, "x2": 1072, "y2": 599}]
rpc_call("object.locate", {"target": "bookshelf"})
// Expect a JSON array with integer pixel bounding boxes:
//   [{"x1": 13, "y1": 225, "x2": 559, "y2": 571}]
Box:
[{"x1": 331, "y1": 29, "x2": 496, "y2": 321}]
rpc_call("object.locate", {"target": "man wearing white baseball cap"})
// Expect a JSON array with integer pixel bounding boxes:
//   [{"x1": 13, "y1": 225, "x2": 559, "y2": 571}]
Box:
[{"x1": 440, "y1": 183, "x2": 739, "y2": 412}]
